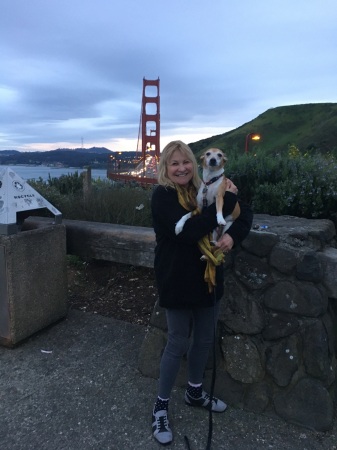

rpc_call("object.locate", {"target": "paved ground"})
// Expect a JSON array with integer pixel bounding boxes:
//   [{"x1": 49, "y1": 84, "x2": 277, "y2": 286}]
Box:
[{"x1": 0, "y1": 310, "x2": 336, "y2": 450}]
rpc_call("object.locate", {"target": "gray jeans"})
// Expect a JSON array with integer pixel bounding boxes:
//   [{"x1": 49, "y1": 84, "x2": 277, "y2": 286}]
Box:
[{"x1": 158, "y1": 302, "x2": 220, "y2": 399}]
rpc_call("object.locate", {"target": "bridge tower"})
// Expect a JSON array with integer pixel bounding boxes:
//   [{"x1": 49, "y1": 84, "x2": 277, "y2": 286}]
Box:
[{"x1": 141, "y1": 78, "x2": 160, "y2": 159}]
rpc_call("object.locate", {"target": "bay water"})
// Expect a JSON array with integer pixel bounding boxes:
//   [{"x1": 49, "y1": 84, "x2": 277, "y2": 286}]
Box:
[{"x1": 0, "y1": 165, "x2": 108, "y2": 181}]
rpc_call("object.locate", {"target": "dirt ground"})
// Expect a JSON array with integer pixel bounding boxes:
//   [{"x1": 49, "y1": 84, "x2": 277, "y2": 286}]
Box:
[{"x1": 67, "y1": 258, "x2": 157, "y2": 326}]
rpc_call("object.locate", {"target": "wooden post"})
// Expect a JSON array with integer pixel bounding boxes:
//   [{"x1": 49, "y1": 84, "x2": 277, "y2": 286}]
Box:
[{"x1": 82, "y1": 166, "x2": 92, "y2": 197}]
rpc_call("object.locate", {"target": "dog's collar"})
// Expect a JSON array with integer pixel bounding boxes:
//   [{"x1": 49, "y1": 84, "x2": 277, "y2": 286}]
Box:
[
  {"x1": 203, "y1": 173, "x2": 223, "y2": 186},
  {"x1": 202, "y1": 173, "x2": 224, "y2": 208}
]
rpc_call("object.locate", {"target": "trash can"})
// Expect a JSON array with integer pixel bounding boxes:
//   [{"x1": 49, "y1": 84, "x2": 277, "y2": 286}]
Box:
[{"x1": 0, "y1": 167, "x2": 67, "y2": 347}]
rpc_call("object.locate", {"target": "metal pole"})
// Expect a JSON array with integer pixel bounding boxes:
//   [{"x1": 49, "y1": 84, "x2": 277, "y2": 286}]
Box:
[{"x1": 245, "y1": 133, "x2": 252, "y2": 153}]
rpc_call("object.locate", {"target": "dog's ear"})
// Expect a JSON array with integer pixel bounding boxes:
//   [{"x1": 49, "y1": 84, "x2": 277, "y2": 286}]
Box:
[
  {"x1": 223, "y1": 154, "x2": 228, "y2": 164},
  {"x1": 200, "y1": 153, "x2": 208, "y2": 168}
]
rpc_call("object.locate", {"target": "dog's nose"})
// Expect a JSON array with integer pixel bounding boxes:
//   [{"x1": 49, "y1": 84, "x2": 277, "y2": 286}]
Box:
[{"x1": 209, "y1": 158, "x2": 217, "y2": 166}]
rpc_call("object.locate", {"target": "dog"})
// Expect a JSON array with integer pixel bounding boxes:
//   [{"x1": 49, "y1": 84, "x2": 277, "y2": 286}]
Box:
[{"x1": 175, "y1": 148, "x2": 240, "y2": 242}]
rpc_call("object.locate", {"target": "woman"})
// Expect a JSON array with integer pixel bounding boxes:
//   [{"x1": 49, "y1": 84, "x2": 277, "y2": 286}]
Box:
[{"x1": 151, "y1": 141, "x2": 253, "y2": 445}]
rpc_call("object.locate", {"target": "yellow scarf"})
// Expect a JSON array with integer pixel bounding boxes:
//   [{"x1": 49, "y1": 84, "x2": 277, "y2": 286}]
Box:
[{"x1": 176, "y1": 184, "x2": 224, "y2": 292}]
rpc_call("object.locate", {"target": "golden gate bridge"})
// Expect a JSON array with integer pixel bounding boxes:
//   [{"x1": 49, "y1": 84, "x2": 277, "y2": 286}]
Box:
[{"x1": 107, "y1": 78, "x2": 160, "y2": 185}]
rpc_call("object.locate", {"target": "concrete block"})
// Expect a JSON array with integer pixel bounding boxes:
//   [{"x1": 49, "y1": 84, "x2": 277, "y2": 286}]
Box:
[
  {"x1": 24, "y1": 216, "x2": 156, "y2": 268},
  {"x1": 0, "y1": 224, "x2": 68, "y2": 346}
]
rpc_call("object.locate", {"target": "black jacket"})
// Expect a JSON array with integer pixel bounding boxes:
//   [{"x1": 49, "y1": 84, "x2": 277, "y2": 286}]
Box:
[{"x1": 151, "y1": 185, "x2": 253, "y2": 309}]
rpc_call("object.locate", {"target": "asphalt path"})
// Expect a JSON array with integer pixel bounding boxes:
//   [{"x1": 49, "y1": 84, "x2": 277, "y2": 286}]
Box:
[{"x1": 0, "y1": 310, "x2": 336, "y2": 450}]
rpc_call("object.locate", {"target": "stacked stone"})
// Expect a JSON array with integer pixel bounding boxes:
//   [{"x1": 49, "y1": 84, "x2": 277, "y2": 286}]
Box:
[
  {"x1": 138, "y1": 214, "x2": 337, "y2": 431},
  {"x1": 219, "y1": 214, "x2": 337, "y2": 432}
]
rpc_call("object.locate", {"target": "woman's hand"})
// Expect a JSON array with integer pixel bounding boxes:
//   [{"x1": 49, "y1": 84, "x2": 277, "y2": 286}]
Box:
[
  {"x1": 215, "y1": 233, "x2": 234, "y2": 253},
  {"x1": 226, "y1": 178, "x2": 238, "y2": 194}
]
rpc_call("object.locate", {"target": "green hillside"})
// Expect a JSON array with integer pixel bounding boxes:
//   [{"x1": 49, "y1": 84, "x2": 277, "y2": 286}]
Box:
[{"x1": 189, "y1": 103, "x2": 337, "y2": 157}]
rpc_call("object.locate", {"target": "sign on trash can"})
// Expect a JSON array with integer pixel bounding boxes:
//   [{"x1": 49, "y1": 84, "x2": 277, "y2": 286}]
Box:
[{"x1": 0, "y1": 167, "x2": 62, "y2": 235}]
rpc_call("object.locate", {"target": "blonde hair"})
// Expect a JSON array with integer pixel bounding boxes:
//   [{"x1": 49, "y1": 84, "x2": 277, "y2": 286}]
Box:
[{"x1": 157, "y1": 140, "x2": 201, "y2": 189}]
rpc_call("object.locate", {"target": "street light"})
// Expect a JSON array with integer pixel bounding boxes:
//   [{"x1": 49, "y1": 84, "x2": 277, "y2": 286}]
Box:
[{"x1": 245, "y1": 133, "x2": 261, "y2": 153}]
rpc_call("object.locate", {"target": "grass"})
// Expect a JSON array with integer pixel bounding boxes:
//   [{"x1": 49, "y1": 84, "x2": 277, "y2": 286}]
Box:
[{"x1": 190, "y1": 103, "x2": 337, "y2": 158}]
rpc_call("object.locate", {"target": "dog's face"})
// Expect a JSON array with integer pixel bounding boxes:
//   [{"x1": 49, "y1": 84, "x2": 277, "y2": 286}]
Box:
[{"x1": 201, "y1": 148, "x2": 227, "y2": 171}]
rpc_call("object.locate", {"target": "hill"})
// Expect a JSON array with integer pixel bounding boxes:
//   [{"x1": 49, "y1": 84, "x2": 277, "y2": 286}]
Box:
[
  {"x1": 189, "y1": 103, "x2": 337, "y2": 157},
  {"x1": 0, "y1": 147, "x2": 139, "y2": 168},
  {"x1": 1, "y1": 103, "x2": 336, "y2": 167},
  {"x1": 54, "y1": 147, "x2": 111, "y2": 154}
]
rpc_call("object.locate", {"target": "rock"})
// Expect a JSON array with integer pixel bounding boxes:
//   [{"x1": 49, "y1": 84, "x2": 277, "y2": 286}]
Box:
[
  {"x1": 221, "y1": 274, "x2": 265, "y2": 334},
  {"x1": 211, "y1": 371, "x2": 245, "y2": 408},
  {"x1": 244, "y1": 382, "x2": 271, "y2": 413},
  {"x1": 150, "y1": 300, "x2": 167, "y2": 331},
  {"x1": 234, "y1": 252, "x2": 273, "y2": 290},
  {"x1": 302, "y1": 320, "x2": 332, "y2": 382},
  {"x1": 262, "y1": 312, "x2": 299, "y2": 340},
  {"x1": 296, "y1": 251, "x2": 324, "y2": 282},
  {"x1": 317, "y1": 247, "x2": 337, "y2": 299},
  {"x1": 265, "y1": 335, "x2": 299, "y2": 386},
  {"x1": 221, "y1": 335, "x2": 264, "y2": 383},
  {"x1": 269, "y1": 243, "x2": 301, "y2": 274},
  {"x1": 274, "y1": 377, "x2": 334, "y2": 431},
  {"x1": 264, "y1": 280, "x2": 328, "y2": 317},
  {"x1": 241, "y1": 229, "x2": 279, "y2": 257},
  {"x1": 138, "y1": 327, "x2": 165, "y2": 379}
]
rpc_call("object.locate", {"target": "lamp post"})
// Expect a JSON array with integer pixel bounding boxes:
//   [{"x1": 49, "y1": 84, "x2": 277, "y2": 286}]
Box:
[{"x1": 245, "y1": 133, "x2": 261, "y2": 153}]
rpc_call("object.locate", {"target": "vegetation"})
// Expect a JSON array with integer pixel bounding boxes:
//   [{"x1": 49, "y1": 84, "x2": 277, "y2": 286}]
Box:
[
  {"x1": 29, "y1": 174, "x2": 153, "y2": 227},
  {"x1": 23, "y1": 103, "x2": 337, "y2": 229},
  {"x1": 225, "y1": 149, "x2": 337, "y2": 223},
  {"x1": 28, "y1": 147, "x2": 337, "y2": 230},
  {"x1": 189, "y1": 103, "x2": 337, "y2": 158}
]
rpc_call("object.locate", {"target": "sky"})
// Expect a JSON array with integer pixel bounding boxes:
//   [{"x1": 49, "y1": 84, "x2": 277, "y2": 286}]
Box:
[{"x1": 1, "y1": 0, "x2": 337, "y2": 152}]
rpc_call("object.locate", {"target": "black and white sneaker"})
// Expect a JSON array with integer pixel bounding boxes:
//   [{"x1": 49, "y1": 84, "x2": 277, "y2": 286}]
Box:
[
  {"x1": 152, "y1": 410, "x2": 173, "y2": 445},
  {"x1": 185, "y1": 390, "x2": 227, "y2": 413}
]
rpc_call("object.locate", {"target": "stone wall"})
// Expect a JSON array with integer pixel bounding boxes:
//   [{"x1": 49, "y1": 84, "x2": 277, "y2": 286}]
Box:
[{"x1": 138, "y1": 214, "x2": 337, "y2": 432}]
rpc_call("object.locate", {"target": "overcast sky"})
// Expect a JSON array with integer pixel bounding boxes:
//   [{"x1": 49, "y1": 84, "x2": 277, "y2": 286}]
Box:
[{"x1": 1, "y1": 0, "x2": 336, "y2": 152}]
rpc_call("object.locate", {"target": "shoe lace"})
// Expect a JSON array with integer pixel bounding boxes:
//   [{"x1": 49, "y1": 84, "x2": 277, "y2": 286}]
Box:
[
  {"x1": 156, "y1": 414, "x2": 169, "y2": 432},
  {"x1": 203, "y1": 392, "x2": 217, "y2": 405},
  {"x1": 203, "y1": 393, "x2": 211, "y2": 401}
]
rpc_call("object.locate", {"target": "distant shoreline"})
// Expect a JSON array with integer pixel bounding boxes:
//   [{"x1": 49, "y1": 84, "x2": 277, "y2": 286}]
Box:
[{"x1": 0, "y1": 164, "x2": 108, "y2": 181}]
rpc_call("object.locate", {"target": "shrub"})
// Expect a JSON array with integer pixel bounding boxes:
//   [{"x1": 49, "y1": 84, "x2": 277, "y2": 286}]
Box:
[
  {"x1": 71, "y1": 184, "x2": 153, "y2": 226},
  {"x1": 28, "y1": 153, "x2": 337, "y2": 228},
  {"x1": 226, "y1": 151, "x2": 337, "y2": 225},
  {"x1": 29, "y1": 176, "x2": 153, "y2": 226}
]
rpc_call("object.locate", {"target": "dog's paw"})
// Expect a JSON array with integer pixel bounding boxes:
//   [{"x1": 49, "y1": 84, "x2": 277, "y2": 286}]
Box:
[
  {"x1": 216, "y1": 213, "x2": 227, "y2": 226},
  {"x1": 175, "y1": 222, "x2": 183, "y2": 235},
  {"x1": 175, "y1": 213, "x2": 191, "y2": 235}
]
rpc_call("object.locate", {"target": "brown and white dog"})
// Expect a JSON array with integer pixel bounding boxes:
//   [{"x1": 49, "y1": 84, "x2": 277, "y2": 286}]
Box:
[{"x1": 175, "y1": 148, "x2": 240, "y2": 242}]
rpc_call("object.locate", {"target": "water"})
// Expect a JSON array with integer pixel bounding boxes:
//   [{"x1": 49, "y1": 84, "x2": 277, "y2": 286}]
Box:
[{"x1": 0, "y1": 165, "x2": 108, "y2": 181}]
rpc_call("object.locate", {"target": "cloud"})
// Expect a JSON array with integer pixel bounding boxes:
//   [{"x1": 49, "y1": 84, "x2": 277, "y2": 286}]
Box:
[{"x1": 1, "y1": 0, "x2": 337, "y2": 151}]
